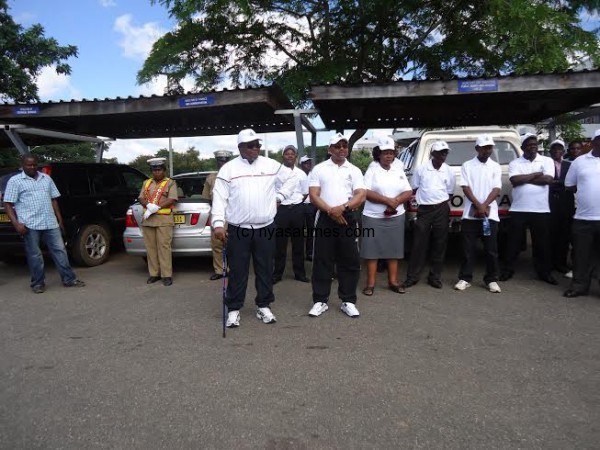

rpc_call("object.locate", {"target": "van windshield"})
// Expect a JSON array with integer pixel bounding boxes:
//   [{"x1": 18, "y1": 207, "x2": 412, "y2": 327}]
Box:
[{"x1": 444, "y1": 140, "x2": 519, "y2": 166}]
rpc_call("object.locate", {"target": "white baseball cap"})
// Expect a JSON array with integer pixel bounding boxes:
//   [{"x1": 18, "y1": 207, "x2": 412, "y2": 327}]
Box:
[
  {"x1": 431, "y1": 140, "x2": 450, "y2": 152},
  {"x1": 520, "y1": 133, "x2": 537, "y2": 145},
  {"x1": 377, "y1": 136, "x2": 396, "y2": 151},
  {"x1": 475, "y1": 134, "x2": 495, "y2": 147},
  {"x1": 329, "y1": 132, "x2": 348, "y2": 146},
  {"x1": 237, "y1": 128, "x2": 263, "y2": 145},
  {"x1": 299, "y1": 155, "x2": 312, "y2": 163},
  {"x1": 549, "y1": 139, "x2": 565, "y2": 148}
]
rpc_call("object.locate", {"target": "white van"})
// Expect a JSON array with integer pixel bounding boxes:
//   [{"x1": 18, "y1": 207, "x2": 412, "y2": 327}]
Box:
[{"x1": 398, "y1": 127, "x2": 522, "y2": 232}]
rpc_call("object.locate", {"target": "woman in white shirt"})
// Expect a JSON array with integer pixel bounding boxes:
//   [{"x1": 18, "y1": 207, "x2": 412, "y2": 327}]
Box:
[{"x1": 360, "y1": 137, "x2": 413, "y2": 295}]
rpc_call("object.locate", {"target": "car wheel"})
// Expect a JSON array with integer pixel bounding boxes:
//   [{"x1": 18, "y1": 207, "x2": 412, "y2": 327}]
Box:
[{"x1": 71, "y1": 224, "x2": 111, "y2": 267}]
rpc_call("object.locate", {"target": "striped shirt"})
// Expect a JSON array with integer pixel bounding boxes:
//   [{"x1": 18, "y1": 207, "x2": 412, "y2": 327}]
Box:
[
  {"x1": 4, "y1": 171, "x2": 61, "y2": 230},
  {"x1": 212, "y1": 156, "x2": 298, "y2": 229}
]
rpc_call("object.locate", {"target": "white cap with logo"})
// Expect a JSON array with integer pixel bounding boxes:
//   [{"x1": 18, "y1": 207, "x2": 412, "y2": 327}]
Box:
[
  {"x1": 377, "y1": 136, "x2": 396, "y2": 151},
  {"x1": 299, "y1": 155, "x2": 312, "y2": 164},
  {"x1": 520, "y1": 133, "x2": 537, "y2": 145},
  {"x1": 431, "y1": 141, "x2": 450, "y2": 152},
  {"x1": 329, "y1": 132, "x2": 348, "y2": 146},
  {"x1": 549, "y1": 139, "x2": 565, "y2": 149},
  {"x1": 237, "y1": 128, "x2": 263, "y2": 145},
  {"x1": 475, "y1": 134, "x2": 495, "y2": 147}
]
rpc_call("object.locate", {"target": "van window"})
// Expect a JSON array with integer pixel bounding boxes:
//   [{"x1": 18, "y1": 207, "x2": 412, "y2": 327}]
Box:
[
  {"x1": 441, "y1": 140, "x2": 519, "y2": 166},
  {"x1": 67, "y1": 170, "x2": 91, "y2": 196},
  {"x1": 91, "y1": 168, "x2": 122, "y2": 195},
  {"x1": 174, "y1": 176, "x2": 209, "y2": 199},
  {"x1": 121, "y1": 169, "x2": 147, "y2": 195},
  {"x1": 399, "y1": 140, "x2": 418, "y2": 171}
]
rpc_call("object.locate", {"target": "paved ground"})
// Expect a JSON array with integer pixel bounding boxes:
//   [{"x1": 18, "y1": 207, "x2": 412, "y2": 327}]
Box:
[{"x1": 1, "y1": 244, "x2": 599, "y2": 449}]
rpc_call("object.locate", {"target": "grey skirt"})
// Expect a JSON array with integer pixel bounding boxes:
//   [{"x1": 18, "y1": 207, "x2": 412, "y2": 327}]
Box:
[{"x1": 360, "y1": 214, "x2": 405, "y2": 259}]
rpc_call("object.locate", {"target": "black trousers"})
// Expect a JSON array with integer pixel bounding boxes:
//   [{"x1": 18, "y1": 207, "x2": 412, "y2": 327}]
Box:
[
  {"x1": 225, "y1": 223, "x2": 276, "y2": 311},
  {"x1": 312, "y1": 212, "x2": 360, "y2": 304},
  {"x1": 458, "y1": 219, "x2": 499, "y2": 284},
  {"x1": 570, "y1": 219, "x2": 600, "y2": 294},
  {"x1": 273, "y1": 204, "x2": 306, "y2": 279},
  {"x1": 502, "y1": 212, "x2": 552, "y2": 277},
  {"x1": 304, "y1": 203, "x2": 317, "y2": 258},
  {"x1": 549, "y1": 192, "x2": 574, "y2": 270},
  {"x1": 405, "y1": 202, "x2": 450, "y2": 283}
]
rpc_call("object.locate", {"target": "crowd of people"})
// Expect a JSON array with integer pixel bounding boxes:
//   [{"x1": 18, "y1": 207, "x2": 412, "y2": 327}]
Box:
[{"x1": 3, "y1": 128, "x2": 599, "y2": 327}]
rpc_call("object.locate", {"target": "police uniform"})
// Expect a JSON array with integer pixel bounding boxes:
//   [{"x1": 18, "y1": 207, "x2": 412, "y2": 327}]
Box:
[
  {"x1": 202, "y1": 150, "x2": 233, "y2": 280},
  {"x1": 138, "y1": 158, "x2": 178, "y2": 285}
]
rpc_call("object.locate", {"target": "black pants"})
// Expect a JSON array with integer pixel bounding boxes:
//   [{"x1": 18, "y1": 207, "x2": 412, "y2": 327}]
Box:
[
  {"x1": 304, "y1": 203, "x2": 317, "y2": 258},
  {"x1": 458, "y1": 219, "x2": 499, "y2": 284},
  {"x1": 273, "y1": 204, "x2": 306, "y2": 279},
  {"x1": 405, "y1": 202, "x2": 450, "y2": 283},
  {"x1": 312, "y1": 212, "x2": 360, "y2": 304},
  {"x1": 549, "y1": 192, "x2": 574, "y2": 270},
  {"x1": 570, "y1": 219, "x2": 600, "y2": 294},
  {"x1": 225, "y1": 223, "x2": 276, "y2": 311},
  {"x1": 502, "y1": 212, "x2": 552, "y2": 278}
]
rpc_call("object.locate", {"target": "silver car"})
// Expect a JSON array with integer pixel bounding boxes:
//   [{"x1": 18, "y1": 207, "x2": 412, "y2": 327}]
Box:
[{"x1": 123, "y1": 171, "x2": 215, "y2": 257}]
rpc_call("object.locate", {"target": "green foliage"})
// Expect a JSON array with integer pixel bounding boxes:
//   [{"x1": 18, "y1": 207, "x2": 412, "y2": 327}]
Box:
[
  {"x1": 0, "y1": 0, "x2": 78, "y2": 102},
  {"x1": 30, "y1": 143, "x2": 97, "y2": 163},
  {"x1": 349, "y1": 149, "x2": 374, "y2": 174},
  {"x1": 141, "y1": 0, "x2": 600, "y2": 106},
  {"x1": 0, "y1": 148, "x2": 20, "y2": 168},
  {"x1": 129, "y1": 146, "x2": 219, "y2": 176}
]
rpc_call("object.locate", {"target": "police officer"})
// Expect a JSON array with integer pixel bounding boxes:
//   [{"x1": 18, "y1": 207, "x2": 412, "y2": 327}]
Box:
[
  {"x1": 202, "y1": 150, "x2": 233, "y2": 280},
  {"x1": 138, "y1": 158, "x2": 178, "y2": 286}
]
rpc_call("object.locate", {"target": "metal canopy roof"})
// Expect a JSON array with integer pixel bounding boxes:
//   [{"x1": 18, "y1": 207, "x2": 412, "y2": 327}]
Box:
[
  {"x1": 0, "y1": 85, "x2": 295, "y2": 148},
  {"x1": 310, "y1": 69, "x2": 600, "y2": 129}
]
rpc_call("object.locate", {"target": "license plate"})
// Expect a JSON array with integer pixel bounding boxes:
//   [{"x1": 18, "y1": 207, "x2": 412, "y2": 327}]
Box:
[
  {"x1": 0, "y1": 213, "x2": 9, "y2": 223},
  {"x1": 173, "y1": 214, "x2": 185, "y2": 224}
]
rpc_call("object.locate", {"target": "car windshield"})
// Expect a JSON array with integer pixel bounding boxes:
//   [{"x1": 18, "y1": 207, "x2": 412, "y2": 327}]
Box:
[
  {"x1": 443, "y1": 140, "x2": 519, "y2": 166},
  {"x1": 174, "y1": 175, "x2": 210, "y2": 199}
]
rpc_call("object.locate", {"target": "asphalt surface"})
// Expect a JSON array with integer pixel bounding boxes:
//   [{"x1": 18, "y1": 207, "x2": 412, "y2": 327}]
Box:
[{"x1": 1, "y1": 244, "x2": 599, "y2": 449}]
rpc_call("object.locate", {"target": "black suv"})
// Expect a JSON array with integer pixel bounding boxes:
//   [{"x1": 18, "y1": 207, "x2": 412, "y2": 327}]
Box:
[{"x1": 0, "y1": 163, "x2": 148, "y2": 266}]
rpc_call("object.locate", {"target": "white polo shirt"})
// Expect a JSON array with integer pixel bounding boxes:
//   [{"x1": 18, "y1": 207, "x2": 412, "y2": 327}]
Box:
[
  {"x1": 508, "y1": 154, "x2": 554, "y2": 213},
  {"x1": 363, "y1": 163, "x2": 412, "y2": 218},
  {"x1": 411, "y1": 160, "x2": 455, "y2": 205},
  {"x1": 275, "y1": 166, "x2": 306, "y2": 205},
  {"x1": 564, "y1": 151, "x2": 600, "y2": 220},
  {"x1": 309, "y1": 158, "x2": 365, "y2": 206},
  {"x1": 212, "y1": 156, "x2": 297, "y2": 229},
  {"x1": 460, "y1": 156, "x2": 502, "y2": 222}
]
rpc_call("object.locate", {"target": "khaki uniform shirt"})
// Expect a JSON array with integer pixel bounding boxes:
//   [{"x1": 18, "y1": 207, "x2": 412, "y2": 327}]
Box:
[
  {"x1": 202, "y1": 172, "x2": 217, "y2": 202},
  {"x1": 138, "y1": 178, "x2": 178, "y2": 227}
]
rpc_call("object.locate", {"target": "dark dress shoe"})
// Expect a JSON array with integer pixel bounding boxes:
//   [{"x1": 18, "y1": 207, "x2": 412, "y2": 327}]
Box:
[
  {"x1": 539, "y1": 274, "x2": 558, "y2": 285},
  {"x1": 499, "y1": 271, "x2": 513, "y2": 282},
  {"x1": 402, "y1": 279, "x2": 418, "y2": 288},
  {"x1": 163, "y1": 277, "x2": 173, "y2": 286},
  {"x1": 427, "y1": 279, "x2": 443, "y2": 289},
  {"x1": 210, "y1": 273, "x2": 224, "y2": 281},
  {"x1": 32, "y1": 285, "x2": 46, "y2": 294},
  {"x1": 563, "y1": 289, "x2": 586, "y2": 298},
  {"x1": 147, "y1": 276, "x2": 161, "y2": 284},
  {"x1": 272, "y1": 276, "x2": 282, "y2": 285},
  {"x1": 295, "y1": 275, "x2": 310, "y2": 283}
]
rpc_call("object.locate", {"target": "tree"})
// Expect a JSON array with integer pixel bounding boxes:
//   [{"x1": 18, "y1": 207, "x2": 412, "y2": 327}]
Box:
[
  {"x1": 129, "y1": 146, "x2": 218, "y2": 175},
  {"x1": 0, "y1": 0, "x2": 78, "y2": 102},
  {"x1": 140, "y1": 0, "x2": 600, "y2": 154},
  {"x1": 30, "y1": 143, "x2": 97, "y2": 163}
]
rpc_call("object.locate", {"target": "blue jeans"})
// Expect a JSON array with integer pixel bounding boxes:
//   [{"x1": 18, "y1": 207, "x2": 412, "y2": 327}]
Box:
[{"x1": 23, "y1": 227, "x2": 77, "y2": 287}]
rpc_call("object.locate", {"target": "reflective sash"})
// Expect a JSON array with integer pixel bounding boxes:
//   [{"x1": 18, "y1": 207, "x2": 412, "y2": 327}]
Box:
[{"x1": 143, "y1": 178, "x2": 172, "y2": 215}]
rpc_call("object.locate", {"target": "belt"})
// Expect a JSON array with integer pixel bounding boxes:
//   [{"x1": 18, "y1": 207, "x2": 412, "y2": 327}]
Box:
[
  {"x1": 418, "y1": 201, "x2": 448, "y2": 210},
  {"x1": 279, "y1": 203, "x2": 303, "y2": 209}
]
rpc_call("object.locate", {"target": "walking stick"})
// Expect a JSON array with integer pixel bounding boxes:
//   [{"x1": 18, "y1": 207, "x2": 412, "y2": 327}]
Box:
[{"x1": 222, "y1": 244, "x2": 228, "y2": 338}]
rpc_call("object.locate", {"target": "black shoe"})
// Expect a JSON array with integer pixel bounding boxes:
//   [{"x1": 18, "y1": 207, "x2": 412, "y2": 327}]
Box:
[
  {"x1": 32, "y1": 284, "x2": 46, "y2": 294},
  {"x1": 295, "y1": 275, "x2": 310, "y2": 283},
  {"x1": 538, "y1": 274, "x2": 558, "y2": 285},
  {"x1": 563, "y1": 289, "x2": 586, "y2": 298},
  {"x1": 210, "y1": 273, "x2": 224, "y2": 281},
  {"x1": 163, "y1": 277, "x2": 173, "y2": 286},
  {"x1": 499, "y1": 271, "x2": 513, "y2": 282},
  {"x1": 427, "y1": 279, "x2": 443, "y2": 289},
  {"x1": 272, "y1": 276, "x2": 282, "y2": 285},
  {"x1": 147, "y1": 276, "x2": 161, "y2": 284},
  {"x1": 402, "y1": 279, "x2": 418, "y2": 288},
  {"x1": 553, "y1": 265, "x2": 570, "y2": 274},
  {"x1": 64, "y1": 279, "x2": 86, "y2": 288}
]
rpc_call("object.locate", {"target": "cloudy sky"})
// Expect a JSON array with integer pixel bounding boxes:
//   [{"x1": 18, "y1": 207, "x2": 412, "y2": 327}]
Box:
[{"x1": 8, "y1": 0, "x2": 394, "y2": 163}]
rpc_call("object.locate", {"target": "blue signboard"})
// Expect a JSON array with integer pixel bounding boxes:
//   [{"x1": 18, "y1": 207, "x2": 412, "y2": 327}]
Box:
[
  {"x1": 178, "y1": 96, "x2": 215, "y2": 107},
  {"x1": 13, "y1": 106, "x2": 41, "y2": 115},
  {"x1": 458, "y1": 79, "x2": 498, "y2": 93}
]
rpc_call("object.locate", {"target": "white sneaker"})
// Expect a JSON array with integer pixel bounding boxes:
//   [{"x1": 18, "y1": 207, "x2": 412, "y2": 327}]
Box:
[
  {"x1": 564, "y1": 270, "x2": 573, "y2": 279},
  {"x1": 340, "y1": 302, "x2": 360, "y2": 318},
  {"x1": 308, "y1": 302, "x2": 329, "y2": 317},
  {"x1": 226, "y1": 310, "x2": 240, "y2": 328},
  {"x1": 454, "y1": 280, "x2": 471, "y2": 291},
  {"x1": 256, "y1": 307, "x2": 276, "y2": 324},
  {"x1": 488, "y1": 281, "x2": 502, "y2": 293}
]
